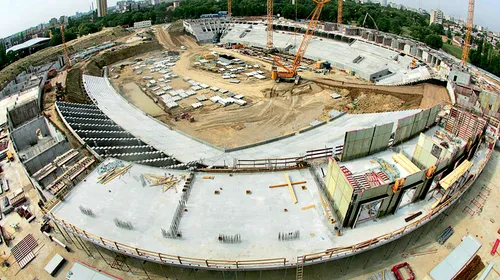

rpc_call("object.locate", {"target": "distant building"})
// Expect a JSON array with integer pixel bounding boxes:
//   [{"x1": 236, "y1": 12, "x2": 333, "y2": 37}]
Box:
[
  {"x1": 430, "y1": 9, "x2": 443, "y2": 25},
  {"x1": 49, "y1": 18, "x2": 58, "y2": 26},
  {"x1": 116, "y1": 0, "x2": 137, "y2": 13},
  {"x1": 134, "y1": 20, "x2": 152, "y2": 29},
  {"x1": 173, "y1": 0, "x2": 180, "y2": 9},
  {"x1": 97, "y1": 0, "x2": 108, "y2": 17},
  {"x1": 151, "y1": 0, "x2": 160, "y2": 4}
]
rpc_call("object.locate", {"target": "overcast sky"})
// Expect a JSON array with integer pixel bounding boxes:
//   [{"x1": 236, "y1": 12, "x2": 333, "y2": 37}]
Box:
[{"x1": 0, "y1": 0, "x2": 499, "y2": 38}]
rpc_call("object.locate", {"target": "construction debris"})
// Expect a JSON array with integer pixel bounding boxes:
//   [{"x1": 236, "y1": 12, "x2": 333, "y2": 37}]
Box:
[
  {"x1": 285, "y1": 173, "x2": 298, "y2": 204},
  {"x1": 400, "y1": 242, "x2": 437, "y2": 258},
  {"x1": 269, "y1": 181, "x2": 307, "y2": 188},
  {"x1": 301, "y1": 204, "x2": 315, "y2": 210},
  {"x1": 97, "y1": 164, "x2": 133, "y2": 185},
  {"x1": 141, "y1": 173, "x2": 182, "y2": 193}
]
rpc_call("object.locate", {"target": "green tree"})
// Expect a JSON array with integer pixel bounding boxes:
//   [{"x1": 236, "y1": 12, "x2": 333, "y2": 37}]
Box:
[
  {"x1": 425, "y1": 34, "x2": 443, "y2": 49},
  {"x1": 0, "y1": 44, "x2": 7, "y2": 69},
  {"x1": 6, "y1": 50, "x2": 19, "y2": 64},
  {"x1": 78, "y1": 23, "x2": 91, "y2": 36},
  {"x1": 446, "y1": 29, "x2": 452, "y2": 39},
  {"x1": 429, "y1": 23, "x2": 444, "y2": 35}
]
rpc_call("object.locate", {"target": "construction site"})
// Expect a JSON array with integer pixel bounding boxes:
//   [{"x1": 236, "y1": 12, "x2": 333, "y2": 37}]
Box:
[{"x1": 1, "y1": 0, "x2": 500, "y2": 279}]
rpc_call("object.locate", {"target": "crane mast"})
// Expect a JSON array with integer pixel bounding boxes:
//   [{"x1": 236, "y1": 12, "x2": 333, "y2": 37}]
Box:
[
  {"x1": 228, "y1": 0, "x2": 232, "y2": 18},
  {"x1": 272, "y1": 0, "x2": 330, "y2": 83},
  {"x1": 267, "y1": 0, "x2": 273, "y2": 49},
  {"x1": 60, "y1": 25, "x2": 71, "y2": 70},
  {"x1": 337, "y1": 0, "x2": 343, "y2": 25},
  {"x1": 462, "y1": 0, "x2": 475, "y2": 65}
]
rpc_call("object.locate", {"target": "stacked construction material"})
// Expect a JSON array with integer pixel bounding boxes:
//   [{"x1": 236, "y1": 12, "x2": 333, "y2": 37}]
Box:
[
  {"x1": 438, "y1": 226, "x2": 454, "y2": 245},
  {"x1": 141, "y1": 173, "x2": 182, "y2": 193},
  {"x1": 97, "y1": 163, "x2": 133, "y2": 185}
]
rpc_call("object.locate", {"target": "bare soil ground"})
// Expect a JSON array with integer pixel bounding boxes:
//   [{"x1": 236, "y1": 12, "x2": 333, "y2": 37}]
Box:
[{"x1": 109, "y1": 26, "x2": 450, "y2": 148}]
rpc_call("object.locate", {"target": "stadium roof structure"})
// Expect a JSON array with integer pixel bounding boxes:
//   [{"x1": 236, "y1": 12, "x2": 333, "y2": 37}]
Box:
[{"x1": 6, "y1": 37, "x2": 50, "y2": 53}]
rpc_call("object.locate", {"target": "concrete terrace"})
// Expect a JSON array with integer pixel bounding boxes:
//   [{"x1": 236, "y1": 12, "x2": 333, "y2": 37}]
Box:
[
  {"x1": 220, "y1": 23, "x2": 431, "y2": 83},
  {"x1": 50, "y1": 141, "x2": 491, "y2": 263},
  {"x1": 51, "y1": 158, "x2": 334, "y2": 261},
  {"x1": 82, "y1": 74, "x2": 420, "y2": 166}
]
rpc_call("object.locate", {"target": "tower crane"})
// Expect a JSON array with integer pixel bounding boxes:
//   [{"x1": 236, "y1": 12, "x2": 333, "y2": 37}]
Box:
[
  {"x1": 267, "y1": 0, "x2": 273, "y2": 49},
  {"x1": 272, "y1": 0, "x2": 330, "y2": 84},
  {"x1": 60, "y1": 25, "x2": 71, "y2": 70},
  {"x1": 337, "y1": 0, "x2": 343, "y2": 25},
  {"x1": 462, "y1": 0, "x2": 475, "y2": 65}
]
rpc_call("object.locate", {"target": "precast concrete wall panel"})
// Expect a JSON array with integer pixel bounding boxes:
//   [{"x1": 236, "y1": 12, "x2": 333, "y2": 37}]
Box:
[
  {"x1": 394, "y1": 114, "x2": 416, "y2": 144},
  {"x1": 410, "y1": 109, "x2": 431, "y2": 138},
  {"x1": 342, "y1": 127, "x2": 375, "y2": 161},
  {"x1": 369, "y1": 122, "x2": 394, "y2": 155},
  {"x1": 426, "y1": 105, "x2": 441, "y2": 127},
  {"x1": 326, "y1": 159, "x2": 354, "y2": 223}
]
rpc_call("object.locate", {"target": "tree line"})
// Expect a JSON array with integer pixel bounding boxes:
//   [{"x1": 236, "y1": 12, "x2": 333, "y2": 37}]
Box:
[
  {"x1": 470, "y1": 39, "x2": 500, "y2": 77},
  {"x1": 2, "y1": 0, "x2": 499, "y2": 77}
]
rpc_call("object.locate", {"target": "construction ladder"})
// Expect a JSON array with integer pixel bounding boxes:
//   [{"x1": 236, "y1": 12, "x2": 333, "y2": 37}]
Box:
[{"x1": 296, "y1": 256, "x2": 305, "y2": 280}]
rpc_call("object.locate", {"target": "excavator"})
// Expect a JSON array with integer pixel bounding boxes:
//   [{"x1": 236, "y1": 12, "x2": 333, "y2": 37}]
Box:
[{"x1": 271, "y1": 0, "x2": 330, "y2": 84}]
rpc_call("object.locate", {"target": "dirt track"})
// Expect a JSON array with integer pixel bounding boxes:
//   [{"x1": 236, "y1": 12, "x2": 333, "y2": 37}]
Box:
[{"x1": 108, "y1": 26, "x2": 452, "y2": 147}]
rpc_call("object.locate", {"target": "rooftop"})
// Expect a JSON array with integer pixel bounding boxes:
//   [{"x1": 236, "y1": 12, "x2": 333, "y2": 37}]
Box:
[{"x1": 6, "y1": 37, "x2": 50, "y2": 53}]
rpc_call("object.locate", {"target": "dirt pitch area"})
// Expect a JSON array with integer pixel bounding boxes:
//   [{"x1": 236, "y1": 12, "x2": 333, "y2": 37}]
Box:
[{"x1": 108, "y1": 24, "x2": 451, "y2": 148}]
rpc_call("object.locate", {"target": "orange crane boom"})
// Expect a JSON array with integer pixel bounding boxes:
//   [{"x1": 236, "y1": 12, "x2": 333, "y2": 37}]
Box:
[
  {"x1": 267, "y1": 0, "x2": 273, "y2": 49},
  {"x1": 462, "y1": 0, "x2": 475, "y2": 65},
  {"x1": 272, "y1": 0, "x2": 330, "y2": 83}
]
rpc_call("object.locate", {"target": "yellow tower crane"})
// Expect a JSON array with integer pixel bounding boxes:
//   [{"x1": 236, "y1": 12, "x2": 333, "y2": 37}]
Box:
[{"x1": 461, "y1": 0, "x2": 475, "y2": 65}]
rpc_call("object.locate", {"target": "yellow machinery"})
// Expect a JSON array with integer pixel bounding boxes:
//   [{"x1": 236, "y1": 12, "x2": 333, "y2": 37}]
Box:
[
  {"x1": 272, "y1": 0, "x2": 330, "y2": 84},
  {"x1": 6, "y1": 151, "x2": 14, "y2": 162}
]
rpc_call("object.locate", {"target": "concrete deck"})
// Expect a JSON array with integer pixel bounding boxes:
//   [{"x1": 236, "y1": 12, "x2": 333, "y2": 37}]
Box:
[
  {"x1": 51, "y1": 158, "x2": 335, "y2": 260},
  {"x1": 50, "y1": 142, "x2": 491, "y2": 263},
  {"x1": 83, "y1": 75, "x2": 420, "y2": 166}
]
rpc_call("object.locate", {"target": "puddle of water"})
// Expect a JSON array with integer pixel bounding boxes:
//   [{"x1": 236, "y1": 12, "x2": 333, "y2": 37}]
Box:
[{"x1": 120, "y1": 82, "x2": 165, "y2": 116}]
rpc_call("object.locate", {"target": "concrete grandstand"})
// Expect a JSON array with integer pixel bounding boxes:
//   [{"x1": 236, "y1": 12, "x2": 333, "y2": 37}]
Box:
[{"x1": 2, "y1": 13, "x2": 500, "y2": 280}]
